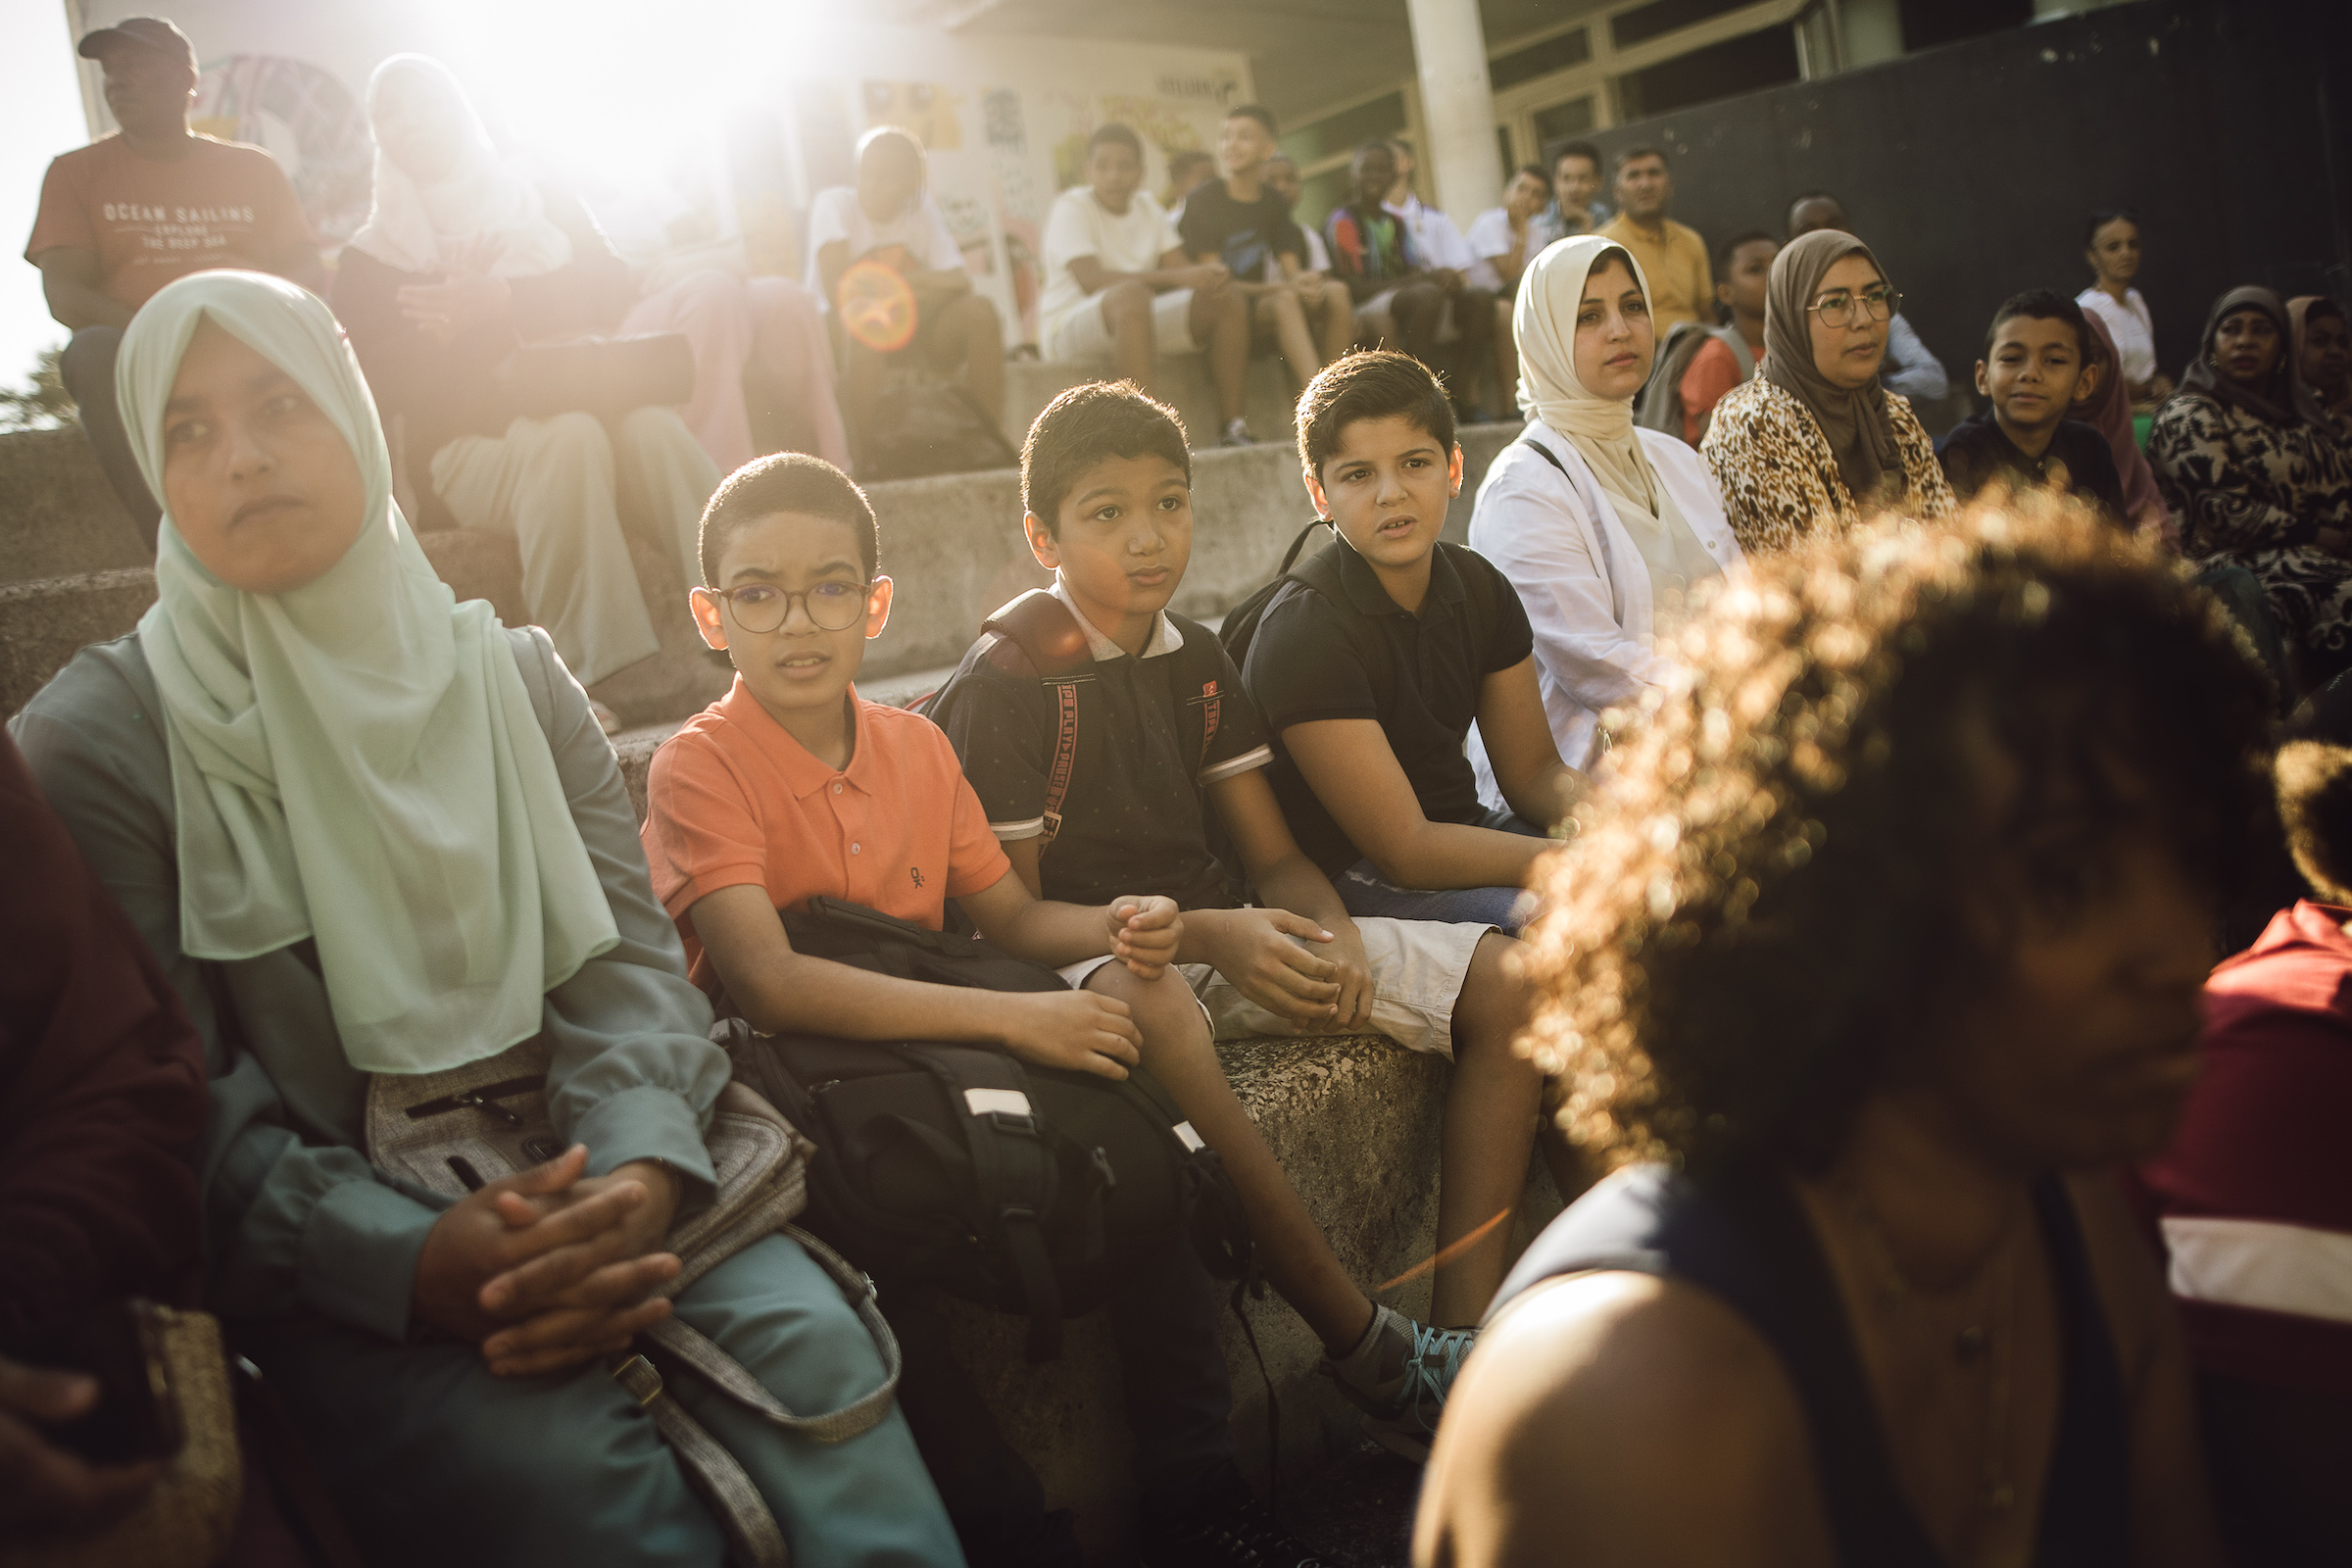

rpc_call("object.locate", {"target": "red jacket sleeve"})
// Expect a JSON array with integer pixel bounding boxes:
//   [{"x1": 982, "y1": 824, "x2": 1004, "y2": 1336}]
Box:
[{"x1": 0, "y1": 731, "x2": 206, "y2": 1348}]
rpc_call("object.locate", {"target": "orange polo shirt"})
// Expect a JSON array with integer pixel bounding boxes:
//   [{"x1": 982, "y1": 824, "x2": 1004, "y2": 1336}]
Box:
[{"x1": 641, "y1": 677, "x2": 1011, "y2": 990}]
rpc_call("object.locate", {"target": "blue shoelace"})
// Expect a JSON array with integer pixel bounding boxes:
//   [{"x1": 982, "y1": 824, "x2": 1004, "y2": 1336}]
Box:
[{"x1": 1394, "y1": 1322, "x2": 1477, "y2": 1433}]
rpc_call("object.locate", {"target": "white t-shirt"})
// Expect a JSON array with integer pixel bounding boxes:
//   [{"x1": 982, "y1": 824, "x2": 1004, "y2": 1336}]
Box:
[
  {"x1": 1387, "y1": 194, "x2": 1476, "y2": 272},
  {"x1": 803, "y1": 185, "x2": 964, "y2": 314},
  {"x1": 1464, "y1": 206, "x2": 1526, "y2": 292},
  {"x1": 2077, "y1": 284, "x2": 2159, "y2": 388},
  {"x1": 1037, "y1": 185, "x2": 1182, "y2": 340}
]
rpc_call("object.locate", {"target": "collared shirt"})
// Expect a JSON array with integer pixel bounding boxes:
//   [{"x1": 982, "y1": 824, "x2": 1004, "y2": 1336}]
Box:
[
  {"x1": 1936, "y1": 410, "x2": 2127, "y2": 521},
  {"x1": 929, "y1": 579, "x2": 1274, "y2": 911},
  {"x1": 641, "y1": 677, "x2": 1009, "y2": 989},
  {"x1": 1386, "y1": 194, "x2": 1476, "y2": 272},
  {"x1": 1595, "y1": 213, "x2": 1713, "y2": 331},
  {"x1": 1241, "y1": 536, "x2": 1534, "y2": 876},
  {"x1": 1050, "y1": 578, "x2": 1184, "y2": 662}
]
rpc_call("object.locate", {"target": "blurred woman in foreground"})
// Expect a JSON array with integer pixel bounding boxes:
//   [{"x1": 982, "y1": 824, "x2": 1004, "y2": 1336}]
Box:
[{"x1": 1417, "y1": 494, "x2": 2263, "y2": 1568}]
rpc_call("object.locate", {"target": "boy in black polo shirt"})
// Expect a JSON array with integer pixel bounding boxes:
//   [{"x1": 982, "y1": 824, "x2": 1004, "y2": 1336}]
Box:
[
  {"x1": 1937, "y1": 290, "x2": 2127, "y2": 520},
  {"x1": 1244, "y1": 351, "x2": 1586, "y2": 935},
  {"x1": 927, "y1": 383, "x2": 1550, "y2": 1457}
]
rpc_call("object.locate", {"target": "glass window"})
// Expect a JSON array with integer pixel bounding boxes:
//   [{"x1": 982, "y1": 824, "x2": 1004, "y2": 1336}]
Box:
[
  {"x1": 1490, "y1": 27, "x2": 1592, "y2": 91},
  {"x1": 1280, "y1": 91, "x2": 1406, "y2": 168},
  {"x1": 1532, "y1": 95, "x2": 1596, "y2": 144}
]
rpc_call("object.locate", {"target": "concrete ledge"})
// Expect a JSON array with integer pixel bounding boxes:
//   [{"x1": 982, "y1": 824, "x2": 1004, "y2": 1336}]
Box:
[
  {"x1": 0, "y1": 568, "x2": 158, "y2": 719},
  {"x1": 0, "y1": 427, "x2": 145, "y2": 585},
  {"x1": 1004, "y1": 354, "x2": 1300, "y2": 453}
]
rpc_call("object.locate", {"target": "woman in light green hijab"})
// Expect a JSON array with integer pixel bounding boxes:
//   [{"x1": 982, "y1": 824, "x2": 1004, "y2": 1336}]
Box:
[{"x1": 10, "y1": 270, "x2": 957, "y2": 1568}]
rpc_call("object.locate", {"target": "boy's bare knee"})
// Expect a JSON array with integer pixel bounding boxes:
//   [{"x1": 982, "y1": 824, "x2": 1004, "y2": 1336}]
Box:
[{"x1": 1103, "y1": 279, "x2": 1152, "y2": 320}]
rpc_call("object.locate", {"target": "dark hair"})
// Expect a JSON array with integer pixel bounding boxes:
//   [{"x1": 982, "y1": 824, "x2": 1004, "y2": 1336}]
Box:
[
  {"x1": 1168, "y1": 148, "x2": 1214, "y2": 176},
  {"x1": 1715, "y1": 228, "x2": 1777, "y2": 276},
  {"x1": 1786, "y1": 190, "x2": 1843, "y2": 234},
  {"x1": 2084, "y1": 207, "x2": 2138, "y2": 248},
  {"x1": 2278, "y1": 741, "x2": 2352, "y2": 903},
  {"x1": 698, "y1": 454, "x2": 878, "y2": 587},
  {"x1": 1087, "y1": 122, "x2": 1144, "y2": 159},
  {"x1": 1224, "y1": 103, "x2": 1278, "y2": 137},
  {"x1": 1553, "y1": 142, "x2": 1601, "y2": 174},
  {"x1": 1296, "y1": 350, "x2": 1458, "y2": 482},
  {"x1": 1351, "y1": 139, "x2": 1396, "y2": 172},
  {"x1": 1519, "y1": 493, "x2": 2273, "y2": 1177},
  {"x1": 1615, "y1": 144, "x2": 1668, "y2": 172},
  {"x1": 1514, "y1": 162, "x2": 1550, "y2": 185},
  {"x1": 1986, "y1": 288, "x2": 2091, "y2": 361},
  {"x1": 1022, "y1": 381, "x2": 1192, "y2": 532}
]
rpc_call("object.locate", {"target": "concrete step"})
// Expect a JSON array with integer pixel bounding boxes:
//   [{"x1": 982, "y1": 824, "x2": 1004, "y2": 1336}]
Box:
[
  {"x1": 1, "y1": 423, "x2": 1523, "y2": 725},
  {"x1": 1002, "y1": 353, "x2": 1300, "y2": 455},
  {"x1": 0, "y1": 427, "x2": 145, "y2": 586}
]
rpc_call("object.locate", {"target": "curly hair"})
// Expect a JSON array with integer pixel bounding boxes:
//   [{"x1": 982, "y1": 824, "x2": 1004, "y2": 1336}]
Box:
[{"x1": 1519, "y1": 492, "x2": 2274, "y2": 1177}]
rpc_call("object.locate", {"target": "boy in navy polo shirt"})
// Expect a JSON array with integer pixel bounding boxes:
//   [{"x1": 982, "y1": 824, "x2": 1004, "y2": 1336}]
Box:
[
  {"x1": 928, "y1": 384, "x2": 1555, "y2": 1458},
  {"x1": 1243, "y1": 350, "x2": 1586, "y2": 934}
]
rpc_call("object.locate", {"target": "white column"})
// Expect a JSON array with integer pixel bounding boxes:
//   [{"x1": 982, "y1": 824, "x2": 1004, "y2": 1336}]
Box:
[{"x1": 1405, "y1": 0, "x2": 1502, "y2": 222}]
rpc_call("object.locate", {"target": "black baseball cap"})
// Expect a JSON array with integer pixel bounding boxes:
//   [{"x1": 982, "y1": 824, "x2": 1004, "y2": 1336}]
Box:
[{"x1": 78, "y1": 17, "x2": 198, "y2": 71}]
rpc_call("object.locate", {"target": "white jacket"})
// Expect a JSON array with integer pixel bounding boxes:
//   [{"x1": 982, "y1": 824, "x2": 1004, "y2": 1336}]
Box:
[{"x1": 1467, "y1": 416, "x2": 1743, "y2": 776}]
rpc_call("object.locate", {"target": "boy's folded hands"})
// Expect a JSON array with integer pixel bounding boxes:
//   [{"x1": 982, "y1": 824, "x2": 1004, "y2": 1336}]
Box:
[{"x1": 1105, "y1": 895, "x2": 1182, "y2": 978}]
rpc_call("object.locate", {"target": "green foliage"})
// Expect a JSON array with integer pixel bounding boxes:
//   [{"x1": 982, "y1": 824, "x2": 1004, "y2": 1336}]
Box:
[{"x1": 0, "y1": 346, "x2": 75, "y2": 432}]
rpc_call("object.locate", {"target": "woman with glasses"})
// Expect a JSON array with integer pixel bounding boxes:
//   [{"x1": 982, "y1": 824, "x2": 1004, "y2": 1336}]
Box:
[
  {"x1": 1466, "y1": 236, "x2": 1743, "y2": 774},
  {"x1": 7, "y1": 270, "x2": 961, "y2": 1568},
  {"x1": 1700, "y1": 229, "x2": 1955, "y2": 555},
  {"x1": 2150, "y1": 286, "x2": 2352, "y2": 683}
]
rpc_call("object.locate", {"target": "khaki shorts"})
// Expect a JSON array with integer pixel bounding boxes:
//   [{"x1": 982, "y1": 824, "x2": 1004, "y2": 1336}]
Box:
[
  {"x1": 1045, "y1": 287, "x2": 1200, "y2": 362},
  {"x1": 1058, "y1": 914, "x2": 1490, "y2": 1060}
]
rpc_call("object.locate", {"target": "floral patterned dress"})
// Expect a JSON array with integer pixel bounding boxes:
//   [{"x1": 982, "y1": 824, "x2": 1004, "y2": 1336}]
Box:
[
  {"x1": 2149, "y1": 393, "x2": 2352, "y2": 659},
  {"x1": 1699, "y1": 377, "x2": 1957, "y2": 555}
]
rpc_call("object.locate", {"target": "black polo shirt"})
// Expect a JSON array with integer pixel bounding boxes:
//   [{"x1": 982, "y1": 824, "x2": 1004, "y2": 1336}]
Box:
[
  {"x1": 1936, "y1": 412, "x2": 2127, "y2": 521},
  {"x1": 928, "y1": 601, "x2": 1275, "y2": 912},
  {"x1": 1242, "y1": 536, "x2": 1535, "y2": 877}
]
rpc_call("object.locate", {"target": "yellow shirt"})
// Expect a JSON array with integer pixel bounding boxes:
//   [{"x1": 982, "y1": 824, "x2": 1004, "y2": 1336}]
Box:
[{"x1": 1596, "y1": 214, "x2": 1714, "y2": 331}]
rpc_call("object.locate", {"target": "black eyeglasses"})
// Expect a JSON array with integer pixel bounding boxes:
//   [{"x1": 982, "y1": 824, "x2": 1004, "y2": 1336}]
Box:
[
  {"x1": 706, "y1": 577, "x2": 886, "y2": 634},
  {"x1": 1812, "y1": 286, "x2": 1901, "y2": 327}
]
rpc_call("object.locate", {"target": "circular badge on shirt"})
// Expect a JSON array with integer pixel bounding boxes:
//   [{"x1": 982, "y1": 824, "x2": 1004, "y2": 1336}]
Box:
[{"x1": 838, "y1": 257, "x2": 918, "y2": 354}]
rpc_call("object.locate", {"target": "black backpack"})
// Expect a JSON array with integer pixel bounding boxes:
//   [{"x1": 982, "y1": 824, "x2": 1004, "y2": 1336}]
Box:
[{"x1": 720, "y1": 896, "x2": 1253, "y2": 1361}]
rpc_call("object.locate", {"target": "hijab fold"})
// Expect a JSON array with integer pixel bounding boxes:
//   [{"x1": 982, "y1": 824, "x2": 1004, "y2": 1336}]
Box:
[
  {"x1": 346, "y1": 55, "x2": 572, "y2": 279},
  {"x1": 2070, "y1": 311, "x2": 2167, "y2": 529},
  {"x1": 2179, "y1": 285, "x2": 2328, "y2": 429},
  {"x1": 1761, "y1": 228, "x2": 1903, "y2": 504},
  {"x1": 1516, "y1": 235, "x2": 1721, "y2": 616},
  {"x1": 120, "y1": 271, "x2": 616, "y2": 1075}
]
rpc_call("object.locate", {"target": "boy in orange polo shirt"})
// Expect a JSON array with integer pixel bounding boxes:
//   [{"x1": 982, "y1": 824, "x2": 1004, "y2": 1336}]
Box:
[{"x1": 639, "y1": 453, "x2": 1329, "y2": 1568}]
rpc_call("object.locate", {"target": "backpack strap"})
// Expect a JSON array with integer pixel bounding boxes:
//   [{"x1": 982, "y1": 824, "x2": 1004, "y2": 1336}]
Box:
[
  {"x1": 1711, "y1": 322, "x2": 1757, "y2": 381},
  {"x1": 982, "y1": 590, "x2": 1094, "y2": 847}
]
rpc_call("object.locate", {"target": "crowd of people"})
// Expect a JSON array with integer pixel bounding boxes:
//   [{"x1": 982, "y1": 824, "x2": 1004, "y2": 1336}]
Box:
[{"x1": 9, "y1": 13, "x2": 2352, "y2": 1568}]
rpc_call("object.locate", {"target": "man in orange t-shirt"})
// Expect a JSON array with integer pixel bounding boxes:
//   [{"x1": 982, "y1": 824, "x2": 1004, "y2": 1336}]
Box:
[{"x1": 24, "y1": 17, "x2": 320, "y2": 549}]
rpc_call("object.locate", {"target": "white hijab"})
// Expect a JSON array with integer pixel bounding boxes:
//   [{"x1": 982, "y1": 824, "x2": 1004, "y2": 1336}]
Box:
[
  {"x1": 347, "y1": 55, "x2": 572, "y2": 279},
  {"x1": 121, "y1": 271, "x2": 617, "y2": 1074},
  {"x1": 1515, "y1": 233, "x2": 1721, "y2": 619}
]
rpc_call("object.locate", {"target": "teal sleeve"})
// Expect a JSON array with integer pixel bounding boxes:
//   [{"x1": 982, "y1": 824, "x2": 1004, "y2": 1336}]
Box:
[
  {"x1": 521, "y1": 630, "x2": 726, "y2": 1199},
  {"x1": 11, "y1": 654, "x2": 446, "y2": 1340}
]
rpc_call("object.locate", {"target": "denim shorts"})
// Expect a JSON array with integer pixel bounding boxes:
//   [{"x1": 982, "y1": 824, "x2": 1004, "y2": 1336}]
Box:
[{"x1": 1331, "y1": 809, "x2": 1547, "y2": 936}]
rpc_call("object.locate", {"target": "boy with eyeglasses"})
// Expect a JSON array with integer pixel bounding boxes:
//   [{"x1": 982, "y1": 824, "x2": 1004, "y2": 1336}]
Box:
[{"x1": 638, "y1": 454, "x2": 1326, "y2": 1568}]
